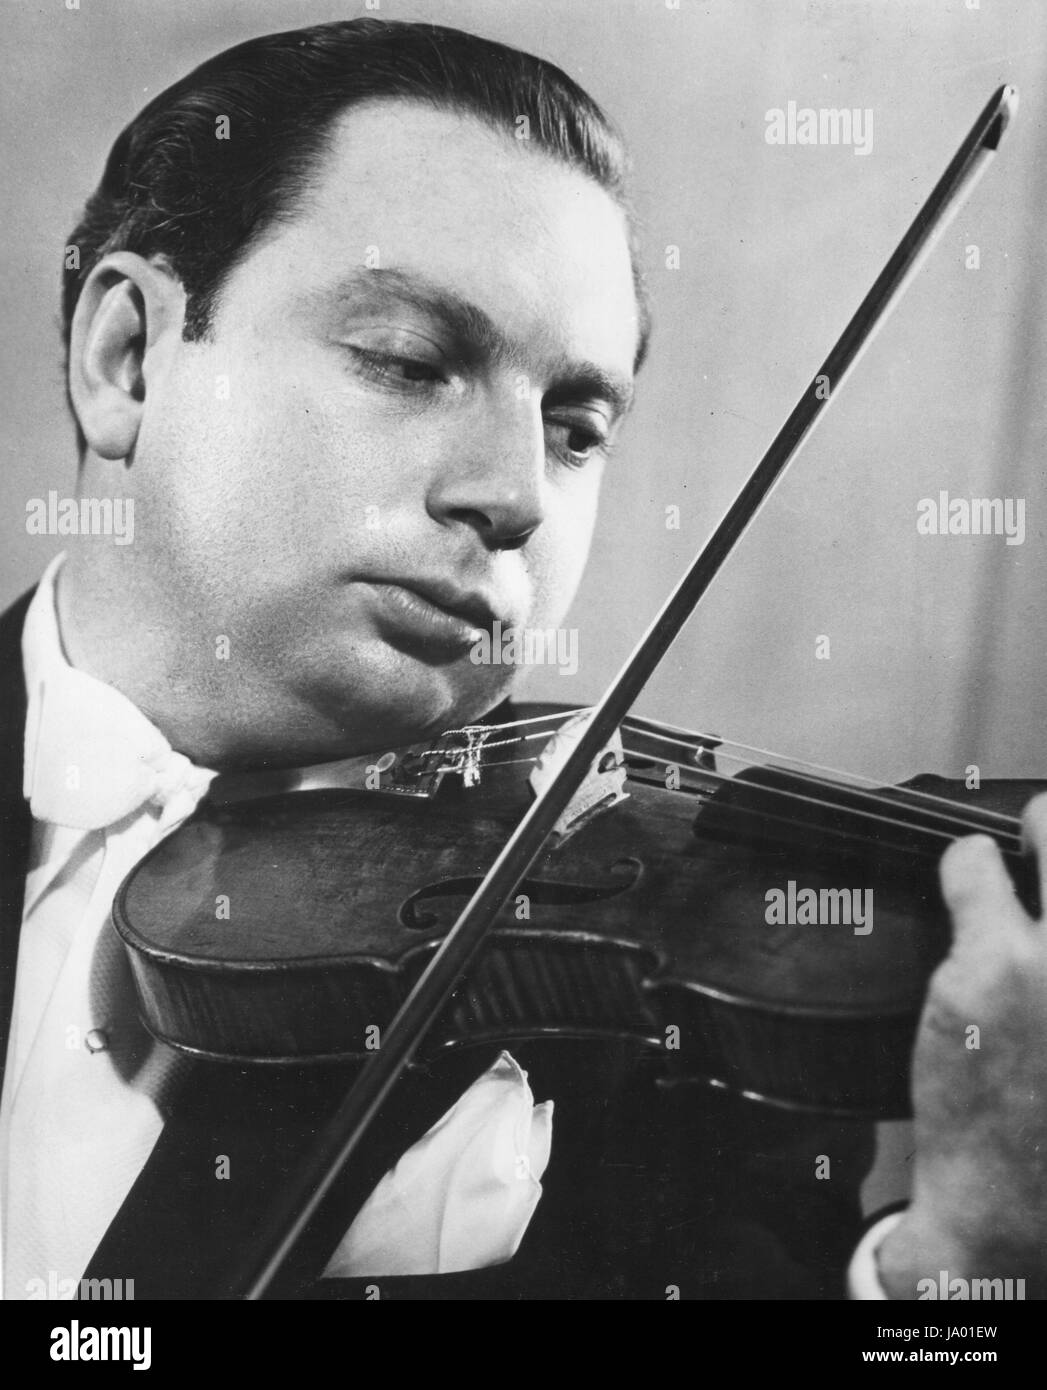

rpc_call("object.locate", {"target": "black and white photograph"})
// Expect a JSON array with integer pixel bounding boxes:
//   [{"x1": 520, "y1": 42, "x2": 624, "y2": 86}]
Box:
[{"x1": 0, "y1": 0, "x2": 1044, "y2": 1358}]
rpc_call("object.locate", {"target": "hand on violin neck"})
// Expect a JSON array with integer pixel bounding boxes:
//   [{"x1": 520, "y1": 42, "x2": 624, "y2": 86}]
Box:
[{"x1": 877, "y1": 802, "x2": 1047, "y2": 1299}]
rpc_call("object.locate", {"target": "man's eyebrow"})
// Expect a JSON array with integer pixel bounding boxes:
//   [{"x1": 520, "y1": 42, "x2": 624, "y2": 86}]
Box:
[{"x1": 327, "y1": 267, "x2": 636, "y2": 418}]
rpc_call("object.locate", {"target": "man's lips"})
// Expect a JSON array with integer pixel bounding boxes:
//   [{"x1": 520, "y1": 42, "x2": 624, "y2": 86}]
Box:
[
  {"x1": 393, "y1": 577, "x2": 501, "y2": 630},
  {"x1": 360, "y1": 578, "x2": 507, "y2": 651}
]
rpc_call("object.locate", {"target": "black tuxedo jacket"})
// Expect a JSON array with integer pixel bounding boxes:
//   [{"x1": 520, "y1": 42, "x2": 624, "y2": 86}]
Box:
[{"x1": 0, "y1": 590, "x2": 873, "y2": 1300}]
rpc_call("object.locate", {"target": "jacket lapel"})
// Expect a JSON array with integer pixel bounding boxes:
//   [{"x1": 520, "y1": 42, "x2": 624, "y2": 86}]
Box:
[{"x1": 0, "y1": 589, "x2": 34, "y2": 1097}]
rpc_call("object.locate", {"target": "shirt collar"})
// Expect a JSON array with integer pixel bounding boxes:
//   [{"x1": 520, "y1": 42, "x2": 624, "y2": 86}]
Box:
[{"x1": 22, "y1": 554, "x2": 214, "y2": 831}]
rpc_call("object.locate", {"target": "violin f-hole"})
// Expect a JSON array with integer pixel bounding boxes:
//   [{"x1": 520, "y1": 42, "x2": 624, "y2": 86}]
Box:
[{"x1": 398, "y1": 857, "x2": 643, "y2": 932}]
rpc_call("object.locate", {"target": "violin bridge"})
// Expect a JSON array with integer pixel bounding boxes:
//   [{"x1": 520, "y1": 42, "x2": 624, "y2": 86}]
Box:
[
  {"x1": 529, "y1": 712, "x2": 629, "y2": 844},
  {"x1": 449, "y1": 726, "x2": 495, "y2": 788}
]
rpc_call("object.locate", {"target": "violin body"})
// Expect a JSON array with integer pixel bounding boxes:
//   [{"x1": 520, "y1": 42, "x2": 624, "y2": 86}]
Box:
[{"x1": 114, "y1": 712, "x2": 1046, "y2": 1120}]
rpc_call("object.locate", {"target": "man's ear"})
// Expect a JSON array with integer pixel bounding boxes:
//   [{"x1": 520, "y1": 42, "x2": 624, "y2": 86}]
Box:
[{"x1": 67, "y1": 251, "x2": 187, "y2": 461}]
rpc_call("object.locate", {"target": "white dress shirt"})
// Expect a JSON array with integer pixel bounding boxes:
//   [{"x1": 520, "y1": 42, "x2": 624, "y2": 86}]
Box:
[{"x1": 0, "y1": 554, "x2": 551, "y2": 1298}]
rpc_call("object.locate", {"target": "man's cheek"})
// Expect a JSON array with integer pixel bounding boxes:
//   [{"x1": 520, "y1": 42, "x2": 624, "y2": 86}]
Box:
[{"x1": 538, "y1": 525, "x2": 594, "y2": 625}]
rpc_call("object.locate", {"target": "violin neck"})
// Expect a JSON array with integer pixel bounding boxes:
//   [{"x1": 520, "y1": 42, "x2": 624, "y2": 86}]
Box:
[{"x1": 684, "y1": 763, "x2": 1038, "y2": 902}]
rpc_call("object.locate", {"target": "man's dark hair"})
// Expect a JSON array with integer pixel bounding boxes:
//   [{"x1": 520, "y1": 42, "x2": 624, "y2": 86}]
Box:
[{"x1": 63, "y1": 18, "x2": 648, "y2": 447}]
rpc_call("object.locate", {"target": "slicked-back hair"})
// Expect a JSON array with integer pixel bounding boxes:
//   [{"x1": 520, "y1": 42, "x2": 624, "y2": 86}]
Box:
[{"x1": 63, "y1": 17, "x2": 648, "y2": 447}]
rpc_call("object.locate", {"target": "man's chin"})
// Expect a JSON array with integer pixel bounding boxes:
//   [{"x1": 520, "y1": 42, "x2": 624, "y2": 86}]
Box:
[{"x1": 303, "y1": 657, "x2": 517, "y2": 761}]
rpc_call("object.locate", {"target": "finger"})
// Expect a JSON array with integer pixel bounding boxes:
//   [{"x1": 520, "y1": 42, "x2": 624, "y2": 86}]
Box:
[
  {"x1": 1021, "y1": 792, "x2": 1047, "y2": 920},
  {"x1": 939, "y1": 833, "x2": 1027, "y2": 954}
]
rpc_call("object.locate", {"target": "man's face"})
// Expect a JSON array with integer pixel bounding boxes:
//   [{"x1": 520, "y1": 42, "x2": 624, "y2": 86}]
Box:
[{"x1": 132, "y1": 100, "x2": 641, "y2": 765}]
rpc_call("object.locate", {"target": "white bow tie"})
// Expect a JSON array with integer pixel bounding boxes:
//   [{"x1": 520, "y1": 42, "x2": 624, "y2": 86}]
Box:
[{"x1": 24, "y1": 663, "x2": 214, "y2": 832}]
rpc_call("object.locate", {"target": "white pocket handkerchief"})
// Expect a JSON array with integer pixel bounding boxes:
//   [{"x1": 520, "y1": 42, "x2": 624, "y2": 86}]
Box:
[{"x1": 323, "y1": 1051, "x2": 553, "y2": 1278}]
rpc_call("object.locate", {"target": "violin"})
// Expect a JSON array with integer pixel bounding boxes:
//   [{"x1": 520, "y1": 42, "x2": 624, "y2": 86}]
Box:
[
  {"x1": 114, "y1": 703, "x2": 1042, "y2": 1121},
  {"x1": 111, "y1": 85, "x2": 1021, "y2": 1299}
]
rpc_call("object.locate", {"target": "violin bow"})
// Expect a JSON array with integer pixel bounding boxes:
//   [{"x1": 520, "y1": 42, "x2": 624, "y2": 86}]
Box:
[{"x1": 229, "y1": 83, "x2": 1018, "y2": 1299}]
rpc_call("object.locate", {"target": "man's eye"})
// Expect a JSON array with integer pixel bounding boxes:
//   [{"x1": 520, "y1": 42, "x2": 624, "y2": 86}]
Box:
[
  {"x1": 348, "y1": 347, "x2": 448, "y2": 387},
  {"x1": 545, "y1": 417, "x2": 611, "y2": 467}
]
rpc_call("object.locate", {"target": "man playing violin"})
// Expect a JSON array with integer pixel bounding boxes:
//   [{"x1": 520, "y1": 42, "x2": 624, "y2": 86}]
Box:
[{"x1": 0, "y1": 18, "x2": 1043, "y2": 1301}]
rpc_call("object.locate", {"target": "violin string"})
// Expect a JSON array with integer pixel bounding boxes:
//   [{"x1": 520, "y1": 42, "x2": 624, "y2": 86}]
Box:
[
  {"x1": 411, "y1": 709, "x2": 590, "y2": 759},
  {"x1": 475, "y1": 708, "x2": 591, "y2": 731},
  {"x1": 457, "y1": 744, "x2": 1023, "y2": 851},
  {"x1": 425, "y1": 737, "x2": 1021, "y2": 850},
  {"x1": 625, "y1": 722, "x2": 1023, "y2": 833},
  {"x1": 419, "y1": 727, "x2": 582, "y2": 763},
  {"x1": 476, "y1": 709, "x2": 1021, "y2": 829},
  {"x1": 425, "y1": 709, "x2": 1024, "y2": 842},
  {"x1": 453, "y1": 730, "x2": 1023, "y2": 849},
  {"x1": 614, "y1": 713, "x2": 1023, "y2": 827},
  {"x1": 615, "y1": 749, "x2": 1024, "y2": 852}
]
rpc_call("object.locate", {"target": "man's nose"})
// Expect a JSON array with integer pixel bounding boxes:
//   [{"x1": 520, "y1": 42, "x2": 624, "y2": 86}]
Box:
[{"x1": 425, "y1": 390, "x2": 546, "y2": 549}]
